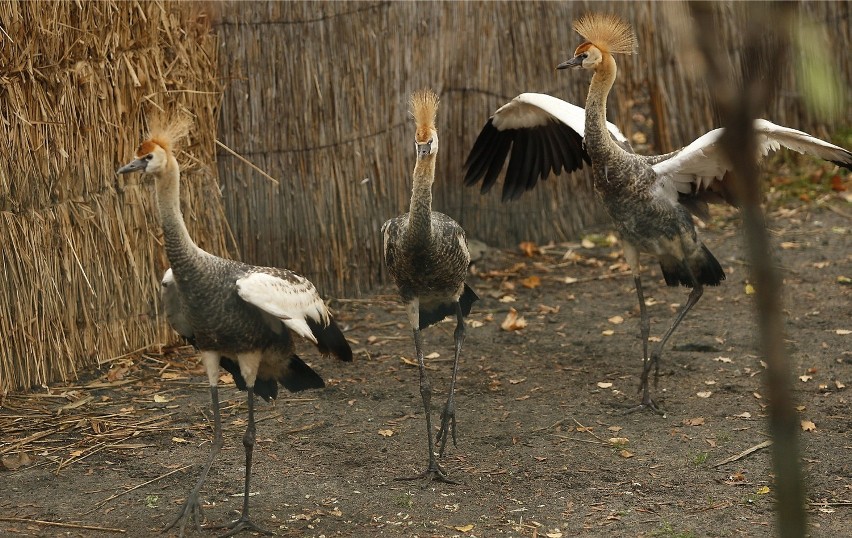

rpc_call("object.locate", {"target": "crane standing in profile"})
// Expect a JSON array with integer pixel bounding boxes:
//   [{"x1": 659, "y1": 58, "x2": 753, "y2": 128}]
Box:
[
  {"x1": 464, "y1": 13, "x2": 852, "y2": 414},
  {"x1": 118, "y1": 117, "x2": 352, "y2": 536},
  {"x1": 383, "y1": 89, "x2": 478, "y2": 482}
]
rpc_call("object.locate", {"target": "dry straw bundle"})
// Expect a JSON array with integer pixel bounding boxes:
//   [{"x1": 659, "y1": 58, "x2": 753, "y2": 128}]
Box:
[{"x1": 0, "y1": 1, "x2": 230, "y2": 393}]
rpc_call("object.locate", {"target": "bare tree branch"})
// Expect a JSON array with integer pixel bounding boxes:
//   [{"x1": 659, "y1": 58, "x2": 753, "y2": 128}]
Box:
[{"x1": 688, "y1": 3, "x2": 806, "y2": 537}]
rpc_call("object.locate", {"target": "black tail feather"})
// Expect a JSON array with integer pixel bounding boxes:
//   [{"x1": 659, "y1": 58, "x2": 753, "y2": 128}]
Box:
[
  {"x1": 278, "y1": 355, "x2": 325, "y2": 392},
  {"x1": 219, "y1": 356, "x2": 278, "y2": 402},
  {"x1": 308, "y1": 317, "x2": 353, "y2": 362},
  {"x1": 660, "y1": 244, "x2": 725, "y2": 288},
  {"x1": 418, "y1": 283, "x2": 479, "y2": 330},
  {"x1": 219, "y1": 353, "x2": 326, "y2": 402}
]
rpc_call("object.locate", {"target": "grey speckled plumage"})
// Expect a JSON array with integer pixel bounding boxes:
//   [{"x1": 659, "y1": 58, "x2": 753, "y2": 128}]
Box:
[
  {"x1": 382, "y1": 210, "x2": 477, "y2": 329},
  {"x1": 118, "y1": 118, "x2": 351, "y2": 536},
  {"x1": 382, "y1": 89, "x2": 478, "y2": 483}
]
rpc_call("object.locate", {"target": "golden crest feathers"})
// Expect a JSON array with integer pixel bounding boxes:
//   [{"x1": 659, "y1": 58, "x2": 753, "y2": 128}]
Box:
[
  {"x1": 144, "y1": 113, "x2": 193, "y2": 154},
  {"x1": 410, "y1": 89, "x2": 439, "y2": 139},
  {"x1": 573, "y1": 13, "x2": 637, "y2": 55}
]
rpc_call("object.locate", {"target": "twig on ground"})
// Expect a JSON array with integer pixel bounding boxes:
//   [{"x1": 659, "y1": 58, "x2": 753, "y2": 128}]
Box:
[
  {"x1": 712, "y1": 439, "x2": 773, "y2": 468},
  {"x1": 0, "y1": 517, "x2": 126, "y2": 533},
  {"x1": 84, "y1": 464, "x2": 192, "y2": 514}
]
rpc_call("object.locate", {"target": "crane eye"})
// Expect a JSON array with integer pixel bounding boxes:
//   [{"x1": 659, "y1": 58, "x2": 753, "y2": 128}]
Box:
[{"x1": 144, "y1": 154, "x2": 153, "y2": 161}]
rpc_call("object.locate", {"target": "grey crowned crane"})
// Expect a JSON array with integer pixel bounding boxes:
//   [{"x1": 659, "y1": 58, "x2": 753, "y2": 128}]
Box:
[
  {"x1": 464, "y1": 13, "x2": 852, "y2": 415},
  {"x1": 118, "y1": 117, "x2": 352, "y2": 536},
  {"x1": 382, "y1": 89, "x2": 478, "y2": 483}
]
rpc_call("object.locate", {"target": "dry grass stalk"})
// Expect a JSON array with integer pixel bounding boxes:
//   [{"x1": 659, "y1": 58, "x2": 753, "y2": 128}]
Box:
[{"x1": 1, "y1": 1, "x2": 231, "y2": 393}]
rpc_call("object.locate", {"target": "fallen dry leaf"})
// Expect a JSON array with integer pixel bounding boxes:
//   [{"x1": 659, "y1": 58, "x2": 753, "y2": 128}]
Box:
[
  {"x1": 519, "y1": 241, "x2": 540, "y2": 257},
  {"x1": 601, "y1": 329, "x2": 615, "y2": 336},
  {"x1": 618, "y1": 449, "x2": 634, "y2": 458},
  {"x1": 800, "y1": 420, "x2": 816, "y2": 432},
  {"x1": 779, "y1": 242, "x2": 798, "y2": 250},
  {"x1": 581, "y1": 238, "x2": 595, "y2": 249},
  {"x1": 499, "y1": 295, "x2": 517, "y2": 303},
  {"x1": 744, "y1": 283, "x2": 756, "y2": 295},
  {"x1": 714, "y1": 356, "x2": 733, "y2": 363},
  {"x1": 153, "y1": 394, "x2": 172, "y2": 403},
  {"x1": 799, "y1": 375, "x2": 813, "y2": 382},
  {"x1": 378, "y1": 429, "x2": 394, "y2": 437},
  {"x1": 469, "y1": 320, "x2": 484, "y2": 328},
  {"x1": 545, "y1": 531, "x2": 563, "y2": 538},
  {"x1": 835, "y1": 329, "x2": 851, "y2": 335},
  {"x1": 537, "y1": 304, "x2": 559, "y2": 314},
  {"x1": 683, "y1": 417, "x2": 705, "y2": 426},
  {"x1": 734, "y1": 412, "x2": 752, "y2": 419},
  {"x1": 425, "y1": 352, "x2": 440, "y2": 359},
  {"x1": 608, "y1": 437, "x2": 629, "y2": 445},
  {"x1": 597, "y1": 382, "x2": 614, "y2": 389},
  {"x1": 608, "y1": 426, "x2": 623, "y2": 432},
  {"x1": 696, "y1": 391, "x2": 712, "y2": 399},
  {"x1": 171, "y1": 437, "x2": 188, "y2": 443},
  {"x1": 521, "y1": 276, "x2": 541, "y2": 289},
  {"x1": 454, "y1": 524, "x2": 475, "y2": 532},
  {"x1": 835, "y1": 380, "x2": 846, "y2": 390},
  {"x1": 608, "y1": 315, "x2": 624, "y2": 325},
  {"x1": 501, "y1": 308, "x2": 527, "y2": 331},
  {"x1": 1, "y1": 452, "x2": 32, "y2": 471},
  {"x1": 756, "y1": 486, "x2": 771, "y2": 494},
  {"x1": 564, "y1": 276, "x2": 579, "y2": 284}
]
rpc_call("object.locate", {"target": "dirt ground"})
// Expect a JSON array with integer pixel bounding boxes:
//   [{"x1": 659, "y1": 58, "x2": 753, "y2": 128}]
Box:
[{"x1": 1, "y1": 194, "x2": 850, "y2": 537}]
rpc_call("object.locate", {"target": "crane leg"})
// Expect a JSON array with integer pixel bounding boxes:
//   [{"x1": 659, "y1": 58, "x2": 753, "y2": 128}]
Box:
[
  {"x1": 215, "y1": 387, "x2": 273, "y2": 537},
  {"x1": 396, "y1": 327, "x2": 458, "y2": 485},
  {"x1": 626, "y1": 274, "x2": 666, "y2": 415},
  {"x1": 163, "y1": 385, "x2": 223, "y2": 536},
  {"x1": 437, "y1": 302, "x2": 465, "y2": 458}
]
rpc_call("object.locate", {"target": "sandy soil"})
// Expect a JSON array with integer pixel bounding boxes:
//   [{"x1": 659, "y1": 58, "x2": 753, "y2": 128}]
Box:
[{"x1": 1, "y1": 200, "x2": 850, "y2": 538}]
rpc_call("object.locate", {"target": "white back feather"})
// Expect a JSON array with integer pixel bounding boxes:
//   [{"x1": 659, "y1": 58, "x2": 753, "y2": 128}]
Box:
[{"x1": 236, "y1": 271, "x2": 330, "y2": 344}]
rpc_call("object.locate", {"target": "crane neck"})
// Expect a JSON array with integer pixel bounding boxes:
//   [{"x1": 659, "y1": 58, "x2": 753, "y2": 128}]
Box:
[
  {"x1": 406, "y1": 153, "x2": 436, "y2": 241},
  {"x1": 584, "y1": 53, "x2": 623, "y2": 161},
  {"x1": 154, "y1": 155, "x2": 202, "y2": 268}
]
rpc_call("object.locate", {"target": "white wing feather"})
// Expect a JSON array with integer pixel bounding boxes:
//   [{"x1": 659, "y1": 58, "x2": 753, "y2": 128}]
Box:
[
  {"x1": 491, "y1": 93, "x2": 629, "y2": 144},
  {"x1": 654, "y1": 119, "x2": 852, "y2": 195},
  {"x1": 236, "y1": 272, "x2": 329, "y2": 343}
]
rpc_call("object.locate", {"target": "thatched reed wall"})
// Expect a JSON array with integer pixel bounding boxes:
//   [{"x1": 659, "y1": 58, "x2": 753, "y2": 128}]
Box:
[
  {"x1": 0, "y1": 1, "x2": 231, "y2": 393},
  {"x1": 214, "y1": 1, "x2": 851, "y2": 298}
]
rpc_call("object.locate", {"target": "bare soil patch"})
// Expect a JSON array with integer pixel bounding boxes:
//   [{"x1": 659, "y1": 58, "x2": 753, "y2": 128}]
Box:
[{"x1": 2, "y1": 202, "x2": 850, "y2": 537}]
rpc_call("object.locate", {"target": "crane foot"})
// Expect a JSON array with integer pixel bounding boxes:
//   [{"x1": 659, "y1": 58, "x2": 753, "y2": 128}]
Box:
[
  {"x1": 395, "y1": 463, "x2": 461, "y2": 487},
  {"x1": 212, "y1": 515, "x2": 275, "y2": 537}
]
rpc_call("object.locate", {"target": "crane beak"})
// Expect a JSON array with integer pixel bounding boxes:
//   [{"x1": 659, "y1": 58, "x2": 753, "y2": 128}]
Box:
[
  {"x1": 116, "y1": 157, "x2": 148, "y2": 174},
  {"x1": 556, "y1": 56, "x2": 583, "y2": 70}
]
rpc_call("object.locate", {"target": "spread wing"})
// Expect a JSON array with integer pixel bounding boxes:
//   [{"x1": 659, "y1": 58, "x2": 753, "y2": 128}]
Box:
[
  {"x1": 463, "y1": 92, "x2": 631, "y2": 201},
  {"x1": 653, "y1": 119, "x2": 852, "y2": 208}
]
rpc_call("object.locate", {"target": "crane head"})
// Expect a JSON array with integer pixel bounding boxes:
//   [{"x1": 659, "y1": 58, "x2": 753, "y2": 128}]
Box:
[
  {"x1": 117, "y1": 114, "x2": 192, "y2": 175},
  {"x1": 557, "y1": 42, "x2": 604, "y2": 70},
  {"x1": 557, "y1": 13, "x2": 637, "y2": 71},
  {"x1": 410, "y1": 89, "x2": 439, "y2": 158}
]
